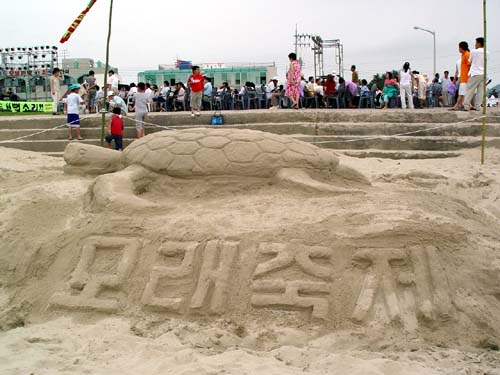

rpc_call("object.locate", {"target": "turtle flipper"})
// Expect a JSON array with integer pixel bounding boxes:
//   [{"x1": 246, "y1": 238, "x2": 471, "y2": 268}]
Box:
[
  {"x1": 274, "y1": 168, "x2": 366, "y2": 194},
  {"x1": 90, "y1": 165, "x2": 157, "y2": 210}
]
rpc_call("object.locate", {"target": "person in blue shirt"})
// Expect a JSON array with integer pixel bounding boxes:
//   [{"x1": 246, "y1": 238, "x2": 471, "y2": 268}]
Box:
[
  {"x1": 359, "y1": 79, "x2": 370, "y2": 97},
  {"x1": 202, "y1": 77, "x2": 213, "y2": 110}
]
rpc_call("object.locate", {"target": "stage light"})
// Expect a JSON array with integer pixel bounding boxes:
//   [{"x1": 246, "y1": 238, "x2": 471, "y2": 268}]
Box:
[
  {"x1": 46, "y1": 46, "x2": 50, "y2": 49},
  {"x1": 22, "y1": 48, "x2": 26, "y2": 51},
  {"x1": 53, "y1": 58, "x2": 57, "y2": 62},
  {"x1": 0, "y1": 49, "x2": 3, "y2": 52},
  {"x1": 28, "y1": 48, "x2": 32, "y2": 51},
  {"x1": 34, "y1": 47, "x2": 38, "y2": 50},
  {"x1": 41, "y1": 54, "x2": 46, "y2": 58},
  {"x1": 9, "y1": 56, "x2": 14, "y2": 60},
  {"x1": 18, "y1": 56, "x2": 22, "y2": 59},
  {"x1": 52, "y1": 46, "x2": 58, "y2": 50},
  {"x1": 33, "y1": 55, "x2": 38, "y2": 59},
  {"x1": 10, "y1": 48, "x2": 15, "y2": 51}
]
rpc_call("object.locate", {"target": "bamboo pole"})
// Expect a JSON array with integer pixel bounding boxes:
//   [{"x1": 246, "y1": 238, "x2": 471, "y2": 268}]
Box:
[
  {"x1": 481, "y1": 0, "x2": 487, "y2": 164},
  {"x1": 100, "y1": 0, "x2": 114, "y2": 146}
]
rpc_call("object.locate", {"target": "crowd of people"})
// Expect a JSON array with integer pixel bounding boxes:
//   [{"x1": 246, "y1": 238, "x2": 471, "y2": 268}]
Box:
[
  {"x1": 51, "y1": 36, "x2": 495, "y2": 121},
  {"x1": 50, "y1": 36, "x2": 495, "y2": 150},
  {"x1": 281, "y1": 39, "x2": 494, "y2": 112}
]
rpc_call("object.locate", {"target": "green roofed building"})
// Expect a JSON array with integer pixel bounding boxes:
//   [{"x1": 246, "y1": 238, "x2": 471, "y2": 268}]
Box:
[{"x1": 138, "y1": 62, "x2": 278, "y2": 89}]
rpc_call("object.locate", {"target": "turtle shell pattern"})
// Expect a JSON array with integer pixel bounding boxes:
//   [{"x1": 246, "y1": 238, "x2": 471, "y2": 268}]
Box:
[{"x1": 122, "y1": 128, "x2": 339, "y2": 177}]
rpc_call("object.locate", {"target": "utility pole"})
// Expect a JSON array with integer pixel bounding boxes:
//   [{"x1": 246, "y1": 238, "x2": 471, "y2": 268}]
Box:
[
  {"x1": 100, "y1": 0, "x2": 114, "y2": 146},
  {"x1": 294, "y1": 24, "x2": 298, "y2": 56},
  {"x1": 481, "y1": 0, "x2": 487, "y2": 164},
  {"x1": 293, "y1": 27, "x2": 312, "y2": 69}
]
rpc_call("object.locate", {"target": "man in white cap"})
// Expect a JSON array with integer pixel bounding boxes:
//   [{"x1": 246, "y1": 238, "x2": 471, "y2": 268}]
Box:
[
  {"x1": 266, "y1": 77, "x2": 280, "y2": 109},
  {"x1": 107, "y1": 91, "x2": 127, "y2": 114}
]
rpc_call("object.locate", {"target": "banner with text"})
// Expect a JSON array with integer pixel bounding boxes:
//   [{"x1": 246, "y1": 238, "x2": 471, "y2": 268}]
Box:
[{"x1": 0, "y1": 101, "x2": 53, "y2": 113}]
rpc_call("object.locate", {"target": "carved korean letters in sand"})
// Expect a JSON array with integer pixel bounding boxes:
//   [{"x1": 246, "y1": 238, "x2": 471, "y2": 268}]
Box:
[{"x1": 2, "y1": 128, "x2": 499, "y2": 349}]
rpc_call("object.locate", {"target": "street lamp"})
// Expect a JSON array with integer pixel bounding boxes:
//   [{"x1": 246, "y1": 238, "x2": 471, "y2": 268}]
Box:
[{"x1": 414, "y1": 26, "x2": 436, "y2": 77}]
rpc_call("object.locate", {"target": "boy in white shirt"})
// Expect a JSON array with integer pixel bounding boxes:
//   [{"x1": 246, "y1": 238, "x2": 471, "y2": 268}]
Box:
[
  {"x1": 65, "y1": 84, "x2": 84, "y2": 140},
  {"x1": 133, "y1": 82, "x2": 150, "y2": 138}
]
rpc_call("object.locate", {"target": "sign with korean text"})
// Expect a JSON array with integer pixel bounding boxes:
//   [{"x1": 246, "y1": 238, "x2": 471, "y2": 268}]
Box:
[{"x1": 0, "y1": 101, "x2": 53, "y2": 113}]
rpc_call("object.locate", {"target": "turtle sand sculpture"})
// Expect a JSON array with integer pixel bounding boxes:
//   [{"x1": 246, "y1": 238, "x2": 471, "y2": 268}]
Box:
[{"x1": 64, "y1": 128, "x2": 370, "y2": 208}]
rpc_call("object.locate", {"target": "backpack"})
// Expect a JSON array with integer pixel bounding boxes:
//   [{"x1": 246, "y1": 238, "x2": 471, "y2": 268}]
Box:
[{"x1": 211, "y1": 111, "x2": 224, "y2": 126}]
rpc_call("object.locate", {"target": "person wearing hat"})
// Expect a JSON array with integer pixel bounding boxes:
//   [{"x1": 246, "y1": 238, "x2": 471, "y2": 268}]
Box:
[
  {"x1": 267, "y1": 77, "x2": 280, "y2": 109},
  {"x1": 65, "y1": 84, "x2": 84, "y2": 140},
  {"x1": 107, "y1": 90, "x2": 127, "y2": 115}
]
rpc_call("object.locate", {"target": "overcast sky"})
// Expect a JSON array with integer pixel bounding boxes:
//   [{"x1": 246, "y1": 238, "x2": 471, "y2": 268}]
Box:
[{"x1": 2, "y1": 0, "x2": 499, "y2": 85}]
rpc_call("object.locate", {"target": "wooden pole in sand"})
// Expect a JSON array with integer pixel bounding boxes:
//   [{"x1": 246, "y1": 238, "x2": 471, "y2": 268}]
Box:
[
  {"x1": 100, "y1": 0, "x2": 114, "y2": 146},
  {"x1": 481, "y1": 0, "x2": 487, "y2": 164}
]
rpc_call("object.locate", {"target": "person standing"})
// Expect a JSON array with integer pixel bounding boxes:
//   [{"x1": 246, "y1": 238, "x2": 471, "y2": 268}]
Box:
[
  {"x1": 399, "y1": 62, "x2": 414, "y2": 109},
  {"x1": 187, "y1": 65, "x2": 204, "y2": 117},
  {"x1": 451, "y1": 41, "x2": 471, "y2": 110},
  {"x1": 85, "y1": 70, "x2": 97, "y2": 113},
  {"x1": 412, "y1": 71, "x2": 426, "y2": 109},
  {"x1": 286, "y1": 53, "x2": 301, "y2": 109},
  {"x1": 463, "y1": 37, "x2": 488, "y2": 111},
  {"x1": 351, "y1": 65, "x2": 359, "y2": 84},
  {"x1": 50, "y1": 68, "x2": 63, "y2": 115},
  {"x1": 441, "y1": 71, "x2": 451, "y2": 107},
  {"x1": 107, "y1": 70, "x2": 119, "y2": 95},
  {"x1": 133, "y1": 82, "x2": 149, "y2": 138},
  {"x1": 64, "y1": 84, "x2": 84, "y2": 140}
]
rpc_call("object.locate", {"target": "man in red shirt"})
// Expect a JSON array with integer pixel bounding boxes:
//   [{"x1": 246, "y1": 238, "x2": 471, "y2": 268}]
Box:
[
  {"x1": 105, "y1": 107, "x2": 124, "y2": 150},
  {"x1": 323, "y1": 74, "x2": 337, "y2": 107},
  {"x1": 187, "y1": 65, "x2": 204, "y2": 117}
]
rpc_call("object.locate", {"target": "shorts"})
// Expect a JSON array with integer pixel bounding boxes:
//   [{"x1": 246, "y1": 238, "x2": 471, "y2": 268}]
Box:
[
  {"x1": 135, "y1": 112, "x2": 147, "y2": 131},
  {"x1": 105, "y1": 134, "x2": 123, "y2": 150},
  {"x1": 88, "y1": 89, "x2": 97, "y2": 107},
  {"x1": 67, "y1": 113, "x2": 80, "y2": 127},
  {"x1": 458, "y1": 83, "x2": 467, "y2": 96},
  {"x1": 190, "y1": 91, "x2": 202, "y2": 109}
]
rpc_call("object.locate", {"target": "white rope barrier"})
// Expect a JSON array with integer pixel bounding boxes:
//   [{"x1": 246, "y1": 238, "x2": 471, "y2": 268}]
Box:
[
  {"x1": 122, "y1": 113, "x2": 494, "y2": 145},
  {"x1": 309, "y1": 115, "x2": 488, "y2": 144},
  {"x1": 0, "y1": 116, "x2": 90, "y2": 144},
  {"x1": 0, "y1": 111, "x2": 498, "y2": 146}
]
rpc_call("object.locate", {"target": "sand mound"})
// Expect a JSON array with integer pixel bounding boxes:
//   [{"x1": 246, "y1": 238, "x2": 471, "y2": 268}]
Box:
[{"x1": 1, "y1": 139, "x2": 500, "y2": 374}]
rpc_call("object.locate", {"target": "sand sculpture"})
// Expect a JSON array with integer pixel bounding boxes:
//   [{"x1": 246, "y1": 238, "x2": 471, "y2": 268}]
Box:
[
  {"x1": 64, "y1": 128, "x2": 370, "y2": 208},
  {"x1": 2, "y1": 131, "x2": 500, "y2": 364}
]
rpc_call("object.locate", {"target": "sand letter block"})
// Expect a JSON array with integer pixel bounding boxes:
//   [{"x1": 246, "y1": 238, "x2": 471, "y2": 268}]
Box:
[
  {"x1": 351, "y1": 246, "x2": 452, "y2": 331},
  {"x1": 251, "y1": 242, "x2": 333, "y2": 320},
  {"x1": 190, "y1": 240, "x2": 239, "y2": 314},
  {"x1": 50, "y1": 237, "x2": 140, "y2": 312},
  {"x1": 351, "y1": 248, "x2": 407, "y2": 323},
  {"x1": 254, "y1": 242, "x2": 333, "y2": 280},
  {"x1": 251, "y1": 280, "x2": 330, "y2": 320},
  {"x1": 141, "y1": 241, "x2": 199, "y2": 312}
]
